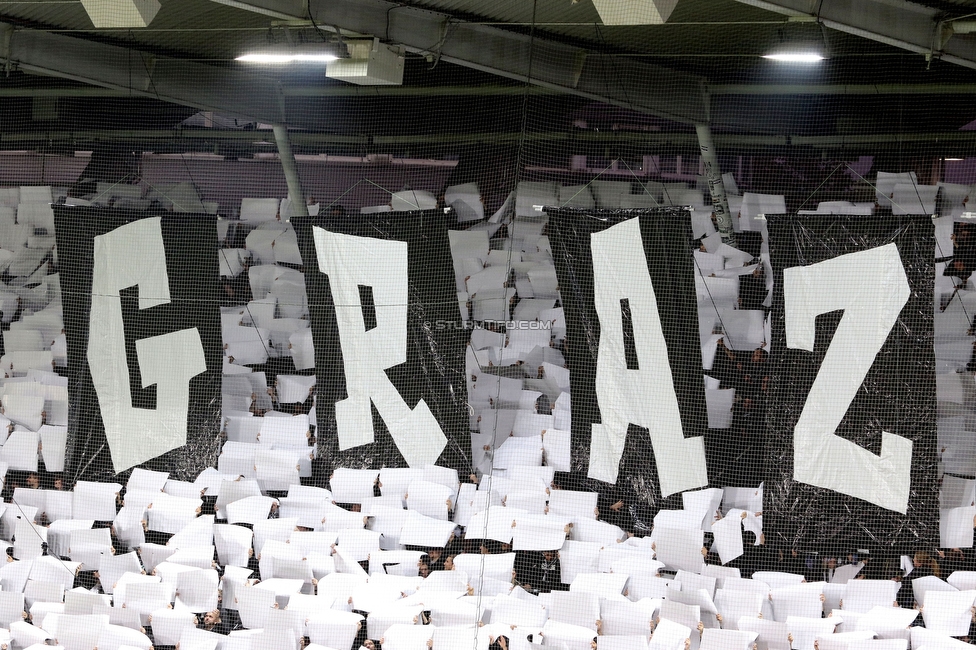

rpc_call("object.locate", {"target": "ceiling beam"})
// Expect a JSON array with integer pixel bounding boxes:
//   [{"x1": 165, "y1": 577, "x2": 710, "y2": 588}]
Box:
[
  {"x1": 5, "y1": 0, "x2": 713, "y2": 127},
  {"x1": 3, "y1": 0, "x2": 970, "y2": 140},
  {"x1": 6, "y1": 81, "x2": 976, "y2": 100},
  {"x1": 206, "y1": 0, "x2": 709, "y2": 124},
  {"x1": 325, "y1": 0, "x2": 708, "y2": 123},
  {"x1": 2, "y1": 24, "x2": 289, "y2": 123},
  {"x1": 2, "y1": 126, "x2": 973, "y2": 152},
  {"x1": 710, "y1": 83, "x2": 976, "y2": 95},
  {"x1": 732, "y1": 0, "x2": 976, "y2": 70},
  {"x1": 282, "y1": 84, "x2": 557, "y2": 97},
  {"x1": 205, "y1": 0, "x2": 305, "y2": 21},
  {"x1": 0, "y1": 84, "x2": 558, "y2": 98}
]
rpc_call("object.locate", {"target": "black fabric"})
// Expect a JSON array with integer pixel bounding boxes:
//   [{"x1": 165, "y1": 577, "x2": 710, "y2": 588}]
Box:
[
  {"x1": 292, "y1": 212, "x2": 470, "y2": 474},
  {"x1": 546, "y1": 207, "x2": 712, "y2": 511},
  {"x1": 55, "y1": 208, "x2": 223, "y2": 484},
  {"x1": 764, "y1": 214, "x2": 938, "y2": 552}
]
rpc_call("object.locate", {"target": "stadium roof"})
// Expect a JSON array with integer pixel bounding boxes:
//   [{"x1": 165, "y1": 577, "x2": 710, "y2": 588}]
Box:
[{"x1": 0, "y1": 0, "x2": 972, "y2": 154}]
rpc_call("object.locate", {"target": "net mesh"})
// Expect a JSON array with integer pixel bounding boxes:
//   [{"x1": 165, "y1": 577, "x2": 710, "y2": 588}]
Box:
[{"x1": 0, "y1": 0, "x2": 971, "y2": 646}]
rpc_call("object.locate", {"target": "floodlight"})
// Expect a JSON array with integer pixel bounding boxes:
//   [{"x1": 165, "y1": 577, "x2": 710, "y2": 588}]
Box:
[
  {"x1": 238, "y1": 53, "x2": 338, "y2": 63},
  {"x1": 762, "y1": 41, "x2": 826, "y2": 63},
  {"x1": 237, "y1": 43, "x2": 347, "y2": 64},
  {"x1": 762, "y1": 52, "x2": 825, "y2": 62}
]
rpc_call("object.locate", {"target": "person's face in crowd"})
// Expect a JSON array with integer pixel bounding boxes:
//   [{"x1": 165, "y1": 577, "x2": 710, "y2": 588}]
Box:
[
  {"x1": 444, "y1": 555, "x2": 455, "y2": 571},
  {"x1": 429, "y1": 548, "x2": 442, "y2": 562},
  {"x1": 53, "y1": 477, "x2": 63, "y2": 490},
  {"x1": 203, "y1": 609, "x2": 220, "y2": 626},
  {"x1": 26, "y1": 473, "x2": 39, "y2": 489},
  {"x1": 418, "y1": 562, "x2": 430, "y2": 578},
  {"x1": 752, "y1": 349, "x2": 765, "y2": 363},
  {"x1": 480, "y1": 544, "x2": 490, "y2": 555},
  {"x1": 825, "y1": 557, "x2": 837, "y2": 570},
  {"x1": 543, "y1": 550, "x2": 555, "y2": 562}
]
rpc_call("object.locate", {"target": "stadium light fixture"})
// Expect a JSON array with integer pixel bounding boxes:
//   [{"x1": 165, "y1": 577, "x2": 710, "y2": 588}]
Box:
[
  {"x1": 762, "y1": 40, "x2": 826, "y2": 63},
  {"x1": 762, "y1": 52, "x2": 825, "y2": 62},
  {"x1": 237, "y1": 43, "x2": 347, "y2": 64}
]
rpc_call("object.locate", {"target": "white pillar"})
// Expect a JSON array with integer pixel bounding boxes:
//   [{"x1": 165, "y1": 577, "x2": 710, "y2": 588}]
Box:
[
  {"x1": 272, "y1": 123, "x2": 308, "y2": 218},
  {"x1": 696, "y1": 123, "x2": 735, "y2": 245}
]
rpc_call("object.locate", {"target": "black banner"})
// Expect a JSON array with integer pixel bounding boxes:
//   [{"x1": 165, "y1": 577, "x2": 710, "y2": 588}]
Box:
[
  {"x1": 292, "y1": 212, "x2": 469, "y2": 474},
  {"x1": 764, "y1": 215, "x2": 937, "y2": 552},
  {"x1": 56, "y1": 208, "x2": 223, "y2": 484},
  {"x1": 547, "y1": 208, "x2": 712, "y2": 515}
]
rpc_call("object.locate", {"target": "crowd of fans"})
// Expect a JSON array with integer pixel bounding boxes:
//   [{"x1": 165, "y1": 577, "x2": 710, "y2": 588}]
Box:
[{"x1": 0, "y1": 175, "x2": 967, "y2": 649}]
